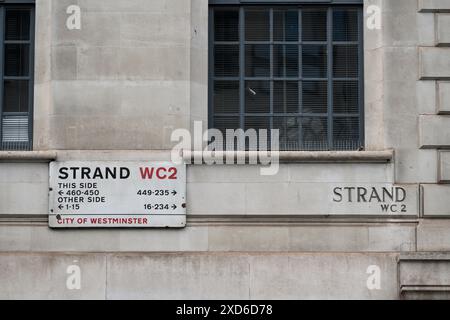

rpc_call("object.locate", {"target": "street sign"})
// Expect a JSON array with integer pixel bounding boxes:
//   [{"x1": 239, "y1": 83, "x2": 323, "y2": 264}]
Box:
[{"x1": 49, "y1": 161, "x2": 186, "y2": 228}]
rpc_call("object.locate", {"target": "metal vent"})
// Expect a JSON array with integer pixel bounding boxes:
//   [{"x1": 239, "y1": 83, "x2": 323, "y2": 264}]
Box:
[{"x1": 1, "y1": 115, "x2": 30, "y2": 151}]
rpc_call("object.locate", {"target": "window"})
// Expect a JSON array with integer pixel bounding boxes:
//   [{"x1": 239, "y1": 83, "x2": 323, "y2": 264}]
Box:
[
  {"x1": 0, "y1": 1, "x2": 34, "y2": 151},
  {"x1": 209, "y1": 3, "x2": 363, "y2": 151}
]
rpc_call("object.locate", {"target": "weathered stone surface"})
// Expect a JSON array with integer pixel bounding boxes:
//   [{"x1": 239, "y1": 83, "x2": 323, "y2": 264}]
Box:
[
  {"x1": 188, "y1": 163, "x2": 417, "y2": 216},
  {"x1": 0, "y1": 0, "x2": 448, "y2": 301},
  {"x1": 438, "y1": 82, "x2": 450, "y2": 114},
  {"x1": 417, "y1": 81, "x2": 437, "y2": 115},
  {"x1": 417, "y1": 220, "x2": 450, "y2": 251},
  {"x1": 420, "y1": 47, "x2": 450, "y2": 80},
  {"x1": 422, "y1": 184, "x2": 450, "y2": 216},
  {"x1": 0, "y1": 253, "x2": 106, "y2": 299},
  {"x1": 419, "y1": 115, "x2": 450, "y2": 148},
  {"x1": 437, "y1": 14, "x2": 450, "y2": 46},
  {"x1": 0, "y1": 163, "x2": 49, "y2": 216},
  {"x1": 439, "y1": 151, "x2": 450, "y2": 182},
  {"x1": 0, "y1": 252, "x2": 401, "y2": 299},
  {"x1": 106, "y1": 253, "x2": 399, "y2": 300}
]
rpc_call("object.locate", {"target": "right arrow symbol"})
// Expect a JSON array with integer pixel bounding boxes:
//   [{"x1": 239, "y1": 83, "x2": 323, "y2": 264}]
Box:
[
  {"x1": 172, "y1": 204, "x2": 177, "y2": 210},
  {"x1": 172, "y1": 190, "x2": 177, "y2": 196}
]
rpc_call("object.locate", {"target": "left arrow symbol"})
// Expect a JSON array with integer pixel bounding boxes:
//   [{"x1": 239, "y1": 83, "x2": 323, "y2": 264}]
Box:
[
  {"x1": 58, "y1": 205, "x2": 64, "y2": 210},
  {"x1": 58, "y1": 191, "x2": 64, "y2": 196}
]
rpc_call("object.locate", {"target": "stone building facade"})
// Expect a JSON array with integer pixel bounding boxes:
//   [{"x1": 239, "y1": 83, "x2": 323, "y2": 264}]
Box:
[{"x1": 1, "y1": 0, "x2": 450, "y2": 299}]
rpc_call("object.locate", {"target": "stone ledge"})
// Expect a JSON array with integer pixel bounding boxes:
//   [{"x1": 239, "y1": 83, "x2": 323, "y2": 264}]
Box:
[
  {"x1": 400, "y1": 286, "x2": 450, "y2": 300},
  {"x1": 0, "y1": 151, "x2": 57, "y2": 162},
  {"x1": 0, "y1": 150, "x2": 394, "y2": 163},
  {"x1": 419, "y1": 0, "x2": 450, "y2": 12},
  {"x1": 182, "y1": 150, "x2": 394, "y2": 164},
  {"x1": 399, "y1": 252, "x2": 450, "y2": 261},
  {"x1": 0, "y1": 214, "x2": 419, "y2": 226},
  {"x1": 399, "y1": 252, "x2": 450, "y2": 299},
  {"x1": 0, "y1": 224, "x2": 415, "y2": 253}
]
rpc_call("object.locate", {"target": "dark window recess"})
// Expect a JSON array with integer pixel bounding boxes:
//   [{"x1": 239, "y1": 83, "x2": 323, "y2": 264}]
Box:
[
  {"x1": 302, "y1": 10, "x2": 327, "y2": 42},
  {"x1": 210, "y1": 6, "x2": 363, "y2": 151},
  {"x1": 3, "y1": 80, "x2": 29, "y2": 113},
  {"x1": 0, "y1": 6, "x2": 34, "y2": 151},
  {"x1": 6, "y1": 10, "x2": 31, "y2": 41}
]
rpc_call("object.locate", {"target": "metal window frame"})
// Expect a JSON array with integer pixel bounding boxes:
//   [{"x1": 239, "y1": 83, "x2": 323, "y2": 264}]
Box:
[
  {"x1": 209, "y1": 2, "x2": 364, "y2": 151},
  {"x1": 0, "y1": 1, "x2": 35, "y2": 151}
]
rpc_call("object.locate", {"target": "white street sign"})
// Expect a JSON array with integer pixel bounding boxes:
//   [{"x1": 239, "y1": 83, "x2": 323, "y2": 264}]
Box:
[{"x1": 49, "y1": 161, "x2": 186, "y2": 228}]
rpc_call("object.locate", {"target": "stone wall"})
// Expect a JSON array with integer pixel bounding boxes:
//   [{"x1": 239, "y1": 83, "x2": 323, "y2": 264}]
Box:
[{"x1": 2, "y1": 0, "x2": 450, "y2": 299}]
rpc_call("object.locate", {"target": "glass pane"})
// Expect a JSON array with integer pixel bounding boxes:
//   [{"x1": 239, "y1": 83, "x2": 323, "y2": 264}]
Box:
[
  {"x1": 274, "y1": 81, "x2": 298, "y2": 113},
  {"x1": 333, "y1": 81, "x2": 359, "y2": 114},
  {"x1": 274, "y1": 117, "x2": 300, "y2": 150},
  {"x1": 244, "y1": 116, "x2": 270, "y2": 150},
  {"x1": 3, "y1": 80, "x2": 29, "y2": 113},
  {"x1": 302, "y1": 10, "x2": 327, "y2": 42},
  {"x1": 303, "y1": 81, "x2": 327, "y2": 114},
  {"x1": 300, "y1": 117, "x2": 329, "y2": 150},
  {"x1": 333, "y1": 45, "x2": 358, "y2": 78},
  {"x1": 245, "y1": 81, "x2": 270, "y2": 113},
  {"x1": 274, "y1": 10, "x2": 299, "y2": 42},
  {"x1": 244, "y1": 117, "x2": 270, "y2": 131},
  {"x1": 215, "y1": 10, "x2": 239, "y2": 42},
  {"x1": 274, "y1": 45, "x2": 298, "y2": 78},
  {"x1": 333, "y1": 117, "x2": 360, "y2": 150},
  {"x1": 213, "y1": 116, "x2": 240, "y2": 150},
  {"x1": 302, "y1": 45, "x2": 327, "y2": 78},
  {"x1": 6, "y1": 10, "x2": 31, "y2": 41},
  {"x1": 5, "y1": 44, "x2": 30, "y2": 77},
  {"x1": 214, "y1": 116, "x2": 240, "y2": 132},
  {"x1": 245, "y1": 44, "x2": 270, "y2": 77},
  {"x1": 245, "y1": 10, "x2": 270, "y2": 41},
  {"x1": 333, "y1": 10, "x2": 359, "y2": 42},
  {"x1": 215, "y1": 44, "x2": 239, "y2": 77},
  {"x1": 214, "y1": 81, "x2": 240, "y2": 114}
]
